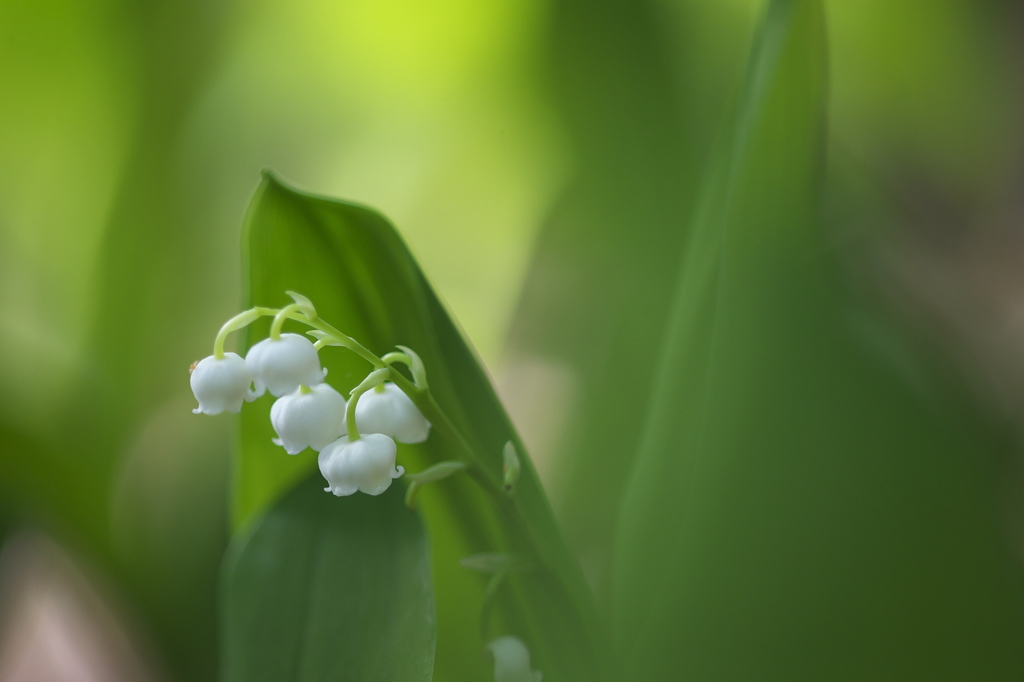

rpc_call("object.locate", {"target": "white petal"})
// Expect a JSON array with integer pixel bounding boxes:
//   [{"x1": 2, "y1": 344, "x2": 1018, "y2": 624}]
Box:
[
  {"x1": 270, "y1": 384, "x2": 346, "y2": 455},
  {"x1": 190, "y1": 353, "x2": 252, "y2": 415},
  {"x1": 318, "y1": 434, "x2": 402, "y2": 497},
  {"x1": 246, "y1": 333, "x2": 324, "y2": 397},
  {"x1": 354, "y1": 382, "x2": 431, "y2": 444}
]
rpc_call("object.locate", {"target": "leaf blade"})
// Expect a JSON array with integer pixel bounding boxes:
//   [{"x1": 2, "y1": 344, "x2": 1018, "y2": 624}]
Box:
[
  {"x1": 614, "y1": 1, "x2": 1024, "y2": 680},
  {"x1": 221, "y1": 475, "x2": 435, "y2": 682},
  {"x1": 237, "y1": 172, "x2": 617, "y2": 681}
]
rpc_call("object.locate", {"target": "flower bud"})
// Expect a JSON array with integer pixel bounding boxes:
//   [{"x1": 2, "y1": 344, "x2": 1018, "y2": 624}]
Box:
[
  {"x1": 270, "y1": 384, "x2": 347, "y2": 455},
  {"x1": 246, "y1": 333, "x2": 324, "y2": 398},
  {"x1": 190, "y1": 353, "x2": 252, "y2": 415},
  {"x1": 354, "y1": 382, "x2": 431, "y2": 444},
  {"x1": 318, "y1": 434, "x2": 404, "y2": 496},
  {"x1": 487, "y1": 636, "x2": 542, "y2": 682}
]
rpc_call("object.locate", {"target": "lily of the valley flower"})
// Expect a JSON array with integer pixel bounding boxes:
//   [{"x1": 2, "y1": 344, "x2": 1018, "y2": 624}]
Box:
[
  {"x1": 270, "y1": 383, "x2": 347, "y2": 455},
  {"x1": 487, "y1": 636, "x2": 542, "y2": 682},
  {"x1": 318, "y1": 433, "x2": 404, "y2": 496},
  {"x1": 354, "y1": 382, "x2": 431, "y2": 444},
  {"x1": 190, "y1": 353, "x2": 252, "y2": 415},
  {"x1": 246, "y1": 333, "x2": 324, "y2": 398}
]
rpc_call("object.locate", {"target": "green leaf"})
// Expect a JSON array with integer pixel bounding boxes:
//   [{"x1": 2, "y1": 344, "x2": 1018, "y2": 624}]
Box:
[
  {"x1": 222, "y1": 474, "x2": 434, "y2": 682},
  {"x1": 460, "y1": 553, "x2": 531, "y2": 574},
  {"x1": 614, "y1": 1, "x2": 1024, "y2": 680},
  {"x1": 285, "y1": 290, "x2": 318, "y2": 319},
  {"x1": 502, "y1": 0, "x2": 756, "y2": 606},
  {"x1": 237, "y1": 172, "x2": 616, "y2": 681},
  {"x1": 405, "y1": 461, "x2": 469, "y2": 484}
]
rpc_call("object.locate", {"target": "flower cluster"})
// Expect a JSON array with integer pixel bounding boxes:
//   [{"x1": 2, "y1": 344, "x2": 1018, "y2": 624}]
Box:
[{"x1": 190, "y1": 316, "x2": 431, "y2": 497}]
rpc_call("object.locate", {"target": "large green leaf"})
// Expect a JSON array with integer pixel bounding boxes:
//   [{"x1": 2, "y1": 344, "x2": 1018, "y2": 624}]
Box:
[
  {"x1": 501, "y1": 0, "x2": 701, "y2": 608},
  {"x1": 222, "y1": 474, "x2": 434, "y2": 682},
  {"x1": 504, "y1": 0, "x2": 760, "y2": 607},
  {"x1": 0, "y1": 3, "x2": 239, "y2": 680},
  {"x1": 614, "y1": 1, "x2": 1024, "y2": 680},
  {"x1": 236, "y1": 173, "x2": 617, "y2": 681}
]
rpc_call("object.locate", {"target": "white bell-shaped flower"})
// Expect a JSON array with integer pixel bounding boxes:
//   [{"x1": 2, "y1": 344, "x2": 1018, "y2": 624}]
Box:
[
  {"x1": 270, "y1": 383, "x2": 347, "y2": 455},
  {"x1": 246, "y1": 333, "x2": 324, "y2": 398},
  {"x1": 190, "y1": 353, "x2": 252, "y2": 415},
  {"x1": 318, "y1": 433, "x2": 404, "y2": 496},
  {"x1": 487, "y1": 636, "x2": 542, "y2": 682},
  {"x1": 354, "y1": 382, "x2": 431, "y2": 443}
]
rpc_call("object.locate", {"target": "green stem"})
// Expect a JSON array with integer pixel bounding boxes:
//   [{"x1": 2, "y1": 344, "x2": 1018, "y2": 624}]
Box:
[
  {"x1": 345, "y1": 387, "x2": 371, "y2": 441},
  {"x1": 381, "y1": 351, "x2": 412, "y2": 367},
  {"x1": 213, "y1": 306, "x2": 278, "y2": 359},
  {"x1": 479, "y1": 569, "x2": 508, "y2": 641},
  {"x1": 399, "y1": 384, "x2": 505, "y2": 497},
  {"x1": 300, "y1": 317, "x2": 386, "y2": 369},
  {"x1": 345, "y1": 394, "x2": 360, "y2": 441},
  {"x1": 343, "y1": 368, "x2": 391, "y2": 441},
  {"x1": 270, "y1": 304, "x2": 300, "y2": 339}
]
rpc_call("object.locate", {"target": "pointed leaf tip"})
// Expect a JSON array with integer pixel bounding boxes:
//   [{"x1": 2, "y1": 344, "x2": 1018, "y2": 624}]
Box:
[{"x1": 285, "y1": 290, "x2": 317, "y2": 319}]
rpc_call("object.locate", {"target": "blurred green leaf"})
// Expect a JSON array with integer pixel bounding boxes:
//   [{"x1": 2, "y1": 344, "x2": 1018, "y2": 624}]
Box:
[
  {"x1": 222, "y1": 474, "x2": 434, "y2": 682},
  {"x1": 614, "y1": 1, "x2": 1024, "y2": 680},
  {"x1": 829, "y1": 0, "x2": 1023, "y2": 198},
  {"x1": 0, "y1": 420, "x2": 109, "y2": 546},
  {"x1": 238, "y1": 173, "x2": 617, "y2": 681},
  {"x1": 0, "y1": 4, "x2": 240, "y2": 680},
  {"x1": 503, "y1": 0, "x2": 755, "y2": 606}
]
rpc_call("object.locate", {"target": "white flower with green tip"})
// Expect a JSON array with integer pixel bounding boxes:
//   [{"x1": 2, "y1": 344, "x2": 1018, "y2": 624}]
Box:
[
  {"x1": 246, "y1": 332, "x2": 324, "y2": 398},
  {"x1": 354, "y1": 382, "x2": 431, "y2": 444},
  {"x1": 318, "y1": 433, "x2": 405, "y2": 496},
  {"x1": 270, "y1": 383, "x2": 347, "y2": 455},
  {"x1": 190, "y1": 353, "x2": 252, "y2": 415}
]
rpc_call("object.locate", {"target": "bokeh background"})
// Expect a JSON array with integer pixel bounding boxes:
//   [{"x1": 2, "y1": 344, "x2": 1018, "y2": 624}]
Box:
[{"x1": 1, "y1": 0, "x2": 1023, "y2": 679}]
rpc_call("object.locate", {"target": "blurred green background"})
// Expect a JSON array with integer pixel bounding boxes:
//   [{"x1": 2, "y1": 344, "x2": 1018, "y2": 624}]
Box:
[{"x1": 1, "y1": 0, "x2": 1023, "y2": 679}]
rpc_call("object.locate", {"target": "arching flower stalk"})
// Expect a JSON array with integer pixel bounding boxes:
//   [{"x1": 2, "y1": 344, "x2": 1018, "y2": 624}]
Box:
[{"x1": 187, "y1": 291, "x2": 481, "y2": 499}]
